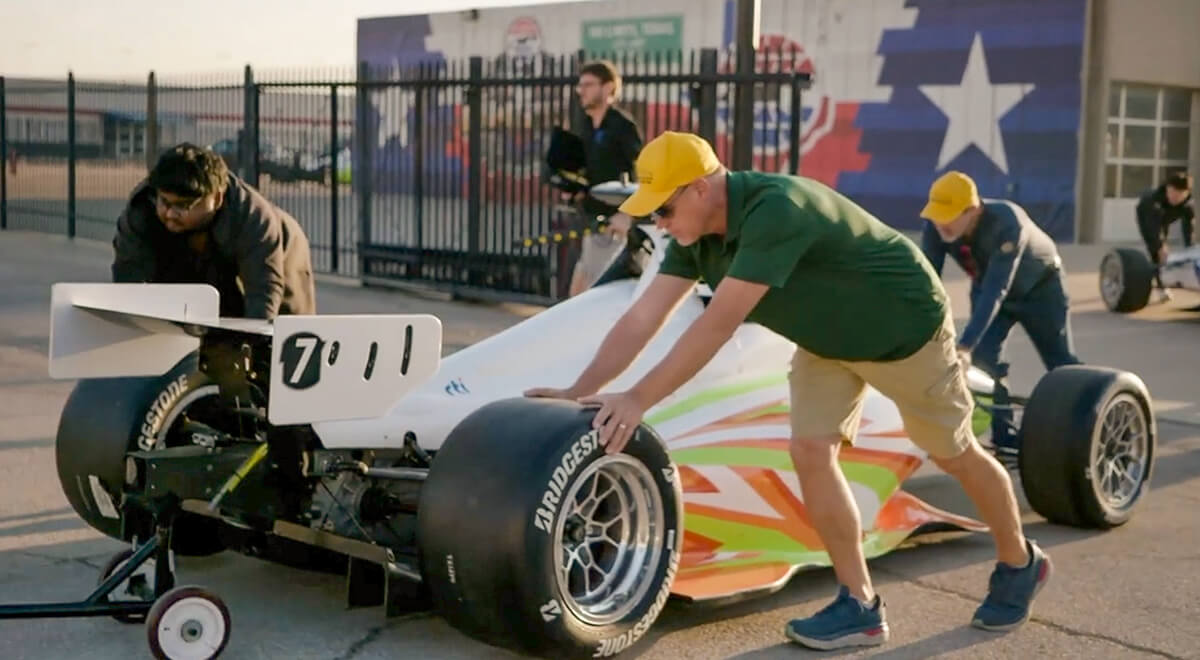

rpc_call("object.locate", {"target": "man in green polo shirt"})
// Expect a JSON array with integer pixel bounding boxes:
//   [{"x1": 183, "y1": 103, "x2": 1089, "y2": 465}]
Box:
[{"x1": 525, "y1": 132, "x2": 1052, "y2": 650}]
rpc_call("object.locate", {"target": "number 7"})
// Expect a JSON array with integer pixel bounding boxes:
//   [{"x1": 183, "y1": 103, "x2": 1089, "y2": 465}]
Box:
[{"x1": 290, "y1": 337, "x2": 318, "y2": 385}]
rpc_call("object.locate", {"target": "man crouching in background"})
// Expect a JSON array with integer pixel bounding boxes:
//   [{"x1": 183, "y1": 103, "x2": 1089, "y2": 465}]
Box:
[{"x1": 112, "y1": 142, "x2": 316, "y2": 319}]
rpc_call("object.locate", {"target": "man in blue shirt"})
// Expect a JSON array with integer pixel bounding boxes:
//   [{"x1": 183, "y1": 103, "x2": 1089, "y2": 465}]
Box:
[{"x1": 920, "y1": 171, "x2": 1082, "y2": 463}]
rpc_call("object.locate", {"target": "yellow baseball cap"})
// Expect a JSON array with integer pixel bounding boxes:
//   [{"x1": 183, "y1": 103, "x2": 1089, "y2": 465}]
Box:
[
  {"x1": 618, "y1": 131, "x2": 723, "y2": 217},
  {"x1": 920, "y1": 171, "x2": 980, "y2": 225}
]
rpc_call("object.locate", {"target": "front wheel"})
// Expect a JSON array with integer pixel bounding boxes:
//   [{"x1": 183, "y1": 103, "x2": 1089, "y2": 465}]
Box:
[
  {"x1": 1099, "y1": 247, "x2": 1155, "y2": 312},
  {"x1": 417, "y1": 397, "x2": 683, "y2": 659},
  {"x1": 1018, "y1": 366, "x2": 1156, "y2": 528}
]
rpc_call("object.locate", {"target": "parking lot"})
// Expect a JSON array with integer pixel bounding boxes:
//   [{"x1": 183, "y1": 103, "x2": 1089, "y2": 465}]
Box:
[{"x1": 0, "y1": 229, "x2": 1197, "y2": 659}]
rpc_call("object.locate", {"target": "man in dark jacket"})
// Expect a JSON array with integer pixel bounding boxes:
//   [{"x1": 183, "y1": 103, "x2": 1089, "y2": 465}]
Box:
[
  {"x1": 920, "y1": 171, "x2": 1081, "y2": 463},
  {"x1": 567, "y1": 59, "x2": 644, "y2": 296},
  {"x1": 112, "y1": 143, "x2": 316, "y2": 319},
  {"x1": 1135, "y1": 171, "x2": 1194, "y2": 302}
]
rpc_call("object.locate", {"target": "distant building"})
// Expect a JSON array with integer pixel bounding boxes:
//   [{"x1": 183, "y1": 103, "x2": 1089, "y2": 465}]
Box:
[{"x1": 3, "y1": 77, "x2": 351, "y2": 183}]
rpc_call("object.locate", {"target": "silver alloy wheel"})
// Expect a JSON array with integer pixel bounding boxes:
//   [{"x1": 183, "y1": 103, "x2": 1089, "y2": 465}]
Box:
[
  {"x1": 1100, "y1": 253, "x2": 1125, "y2": 308},
  {"x1": 1090, "y1": 393, "x2": 1150, "y2": 511},
  {"x1": 552, "y1": 455, "x2": 665, "y2": 626}
]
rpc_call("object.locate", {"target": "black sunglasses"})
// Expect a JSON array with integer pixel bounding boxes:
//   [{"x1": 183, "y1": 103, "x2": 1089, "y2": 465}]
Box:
[{"x1": 652, "y1": 184, "x2": 689, "y2": 220}]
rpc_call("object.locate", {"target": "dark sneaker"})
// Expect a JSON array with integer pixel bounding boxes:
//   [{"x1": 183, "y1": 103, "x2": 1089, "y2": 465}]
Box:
[
  {"x1": 785, "y1": 585, "x2": 889, "y2": 650},
  {"x1": 972, "y1": 539, "x2": 1052, "y2": 631}
]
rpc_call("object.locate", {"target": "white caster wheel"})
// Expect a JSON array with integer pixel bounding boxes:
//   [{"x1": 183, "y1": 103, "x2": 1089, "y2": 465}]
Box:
[
  {"x1": 145, "y1": 586, "x2": 231, "y2": 660},
  {"x1": 97, "y1": 547, "x2": 154, "y2": 624}
]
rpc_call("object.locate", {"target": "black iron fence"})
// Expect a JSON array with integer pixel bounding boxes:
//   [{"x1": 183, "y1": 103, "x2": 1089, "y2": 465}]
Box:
[{"x1": 2, "y1": 48, "x2": 811, "y2": 304}]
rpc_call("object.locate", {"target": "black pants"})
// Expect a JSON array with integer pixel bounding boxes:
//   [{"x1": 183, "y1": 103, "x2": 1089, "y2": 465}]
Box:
[
  {"x1": 1136, "y1": 215, "x2": 1167, "y2": 289},
  {"x1": 970, "y1": 270, "x2": 1083, "y2": 447}
]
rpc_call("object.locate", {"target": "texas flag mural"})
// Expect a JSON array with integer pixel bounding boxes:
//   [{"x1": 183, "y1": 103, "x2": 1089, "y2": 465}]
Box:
[
  {"x1": 858, "y1": 0, "x2": 1085, "y2": 241},
  {"x1": 754, "y1": 0, "x2": 1087, "y2": 240}
]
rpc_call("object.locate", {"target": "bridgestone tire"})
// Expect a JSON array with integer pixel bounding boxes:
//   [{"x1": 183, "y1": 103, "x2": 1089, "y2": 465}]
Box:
[
  {"x1": 1018, "y1": 366, "x2": 1156, "y2": 529},
  {"x1": 1100, "y1": 247, "x2": 1155, "y2": 312},
  {"x1": 55, "y1": 352, "x2": 227, "y2": 556},
  {"x1": 418, "y1": 397, "x2": 684, "y2": 660}
]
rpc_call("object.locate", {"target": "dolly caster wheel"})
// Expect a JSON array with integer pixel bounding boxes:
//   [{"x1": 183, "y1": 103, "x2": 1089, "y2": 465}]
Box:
[
  {"x1": 146, "y1": 586, "x2": 231, "y2": 660},
  {"x1": 97, "y1": 547, "x2": 155, "y2": 624}
]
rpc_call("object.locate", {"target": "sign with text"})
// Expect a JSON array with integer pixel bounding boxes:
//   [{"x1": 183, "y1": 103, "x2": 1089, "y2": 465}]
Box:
[{"x1": 581, "y1": 15, "x2": 684, "y2": 54}]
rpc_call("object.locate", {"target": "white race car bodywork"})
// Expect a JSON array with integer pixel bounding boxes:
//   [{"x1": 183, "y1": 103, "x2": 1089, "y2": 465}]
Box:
[{"x1": 1160, "y1": 245, "x2": 1200, "y2": 291}]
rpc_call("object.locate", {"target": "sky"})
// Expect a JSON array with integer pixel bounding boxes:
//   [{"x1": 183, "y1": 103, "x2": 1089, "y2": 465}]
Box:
[{"x1": 0, "y1": 0, "x2": 594, "y2": 81}]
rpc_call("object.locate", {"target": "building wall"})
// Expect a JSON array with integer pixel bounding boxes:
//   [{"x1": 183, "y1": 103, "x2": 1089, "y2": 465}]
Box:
[
  {"x1": 359, "y1": 0, "x2": 1090, "y2": 240},
  {"x1": 1104, "y1": 0, "x2": 1200, "y2": 88},
  {"x1": 1088, "y1": 0, "x2": 1200, "y2": 243}
]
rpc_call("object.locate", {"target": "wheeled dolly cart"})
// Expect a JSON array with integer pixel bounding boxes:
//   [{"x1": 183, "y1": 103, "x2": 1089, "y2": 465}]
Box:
[{"x1": 0, "y1": 487, "x2": 235, "y2": 659}]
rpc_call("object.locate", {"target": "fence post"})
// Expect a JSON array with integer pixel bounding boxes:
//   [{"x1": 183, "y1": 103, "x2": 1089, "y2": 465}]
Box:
[
  {"x1": 467, "y1": 56, "x2": 482, "y2": 260},
  {"x1": 251, "y1": 81, "x2": 261, "y2": 188},
  {"x1": 329, "y1": 83, "x2": 339, "y2": 274},
  {"x1": 413, "y1": 69, "x2": 425, "y2": 251},
  {"x1": 146, "y1": 71, "x2": 158, "y2": 170},
  {"x1": 789, "y1": 76, "x2": 802, "y2": 175},
  {"x1": 241, "y1": 65, "x2": 258, "y2": 185},
  {"x1": 355, "y1": 60, "x2": 374, "y2": 279},
  {"x1": 1, "y1": 76, "x2": 7, "y2": 231},
  {"x1": 67, "y1": 71, "x2": 76, "y2": 239},
  {"x1": 732, "y1": 0, "x2": 760, "y2": 171},
  {"x1": 569, "y1": 49, "x2": 585, "y2": 136},
  {"x1": 698, "y1": 49, "x2": 718, "y2": 147}
]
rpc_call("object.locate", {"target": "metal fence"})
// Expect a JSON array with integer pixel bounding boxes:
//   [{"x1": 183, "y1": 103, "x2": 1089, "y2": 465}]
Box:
[{"x1": 1, "y1": 47, "x2": 812, "y2": 304}]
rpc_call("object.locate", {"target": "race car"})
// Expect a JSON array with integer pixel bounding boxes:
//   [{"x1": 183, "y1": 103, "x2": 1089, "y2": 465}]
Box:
[
  {"x1": 1099, "y1": 244, "x2": 1200, "y2": 312},
  {"x1": 29, "y1": 182, "x2": 1156, "y2": 660}
]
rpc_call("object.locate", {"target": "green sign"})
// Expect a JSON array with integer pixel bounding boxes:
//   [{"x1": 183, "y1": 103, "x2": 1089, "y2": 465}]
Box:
[{"x1": 581, "y1": 15, "x2": 684, "y2": 54}]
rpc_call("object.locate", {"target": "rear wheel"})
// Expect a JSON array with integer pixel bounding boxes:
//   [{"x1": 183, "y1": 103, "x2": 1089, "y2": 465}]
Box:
[
  {"x1": 55, "y1": 352, "x2": 246, "y2": 556},
  {"x1": 1100, "y1": 247, "x2": 1155, "y2": 312},
  {"x1": 1018, "y1": 366, "x2": 1155, "y2": 528},
  {"x1": 418, "y1": 397, "x2": 683, "y2": 659}
]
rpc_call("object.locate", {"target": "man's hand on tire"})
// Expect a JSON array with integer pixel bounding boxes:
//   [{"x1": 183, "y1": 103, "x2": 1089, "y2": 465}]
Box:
[{"x1": 577, "y1": 391, "x2": 647, "y2": 455}]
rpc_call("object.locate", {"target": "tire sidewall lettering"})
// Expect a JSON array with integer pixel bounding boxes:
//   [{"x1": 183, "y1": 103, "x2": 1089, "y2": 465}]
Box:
[
  {"x1": 532, "y1": 429, "x2": 601, "y2": 535},
  {"x1": 591, "y1": 529, "x2": 679, "y2": 658},
  {"x1": 136, "y1": 373, "x2": 192, "y2": 451}
]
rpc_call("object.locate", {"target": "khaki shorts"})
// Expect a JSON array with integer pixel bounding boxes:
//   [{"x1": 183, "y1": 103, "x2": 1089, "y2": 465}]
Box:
[{"x1": 788, "y1": 313, "x2": 974, "y2": 459}]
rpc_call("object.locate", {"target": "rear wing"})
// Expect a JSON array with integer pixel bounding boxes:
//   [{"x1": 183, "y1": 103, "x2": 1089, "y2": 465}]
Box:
[{"x1": 49, "y1": 283, "x2": 442, "y2": 425}]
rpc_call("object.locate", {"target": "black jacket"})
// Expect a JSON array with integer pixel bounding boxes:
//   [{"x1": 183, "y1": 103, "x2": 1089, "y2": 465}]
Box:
[
  {"x1": 921, "y1": 200, "x2": 1063, "y2": 351},
  {"x1": 579, "y1": 106, "x2": 643, "y2": 217},
  {"x1": 1136, "y1": 185, "x2": 1195, "y2": 247},
  {"x1": 112, "y1": 173, "x2": 316, "y2": 319}
]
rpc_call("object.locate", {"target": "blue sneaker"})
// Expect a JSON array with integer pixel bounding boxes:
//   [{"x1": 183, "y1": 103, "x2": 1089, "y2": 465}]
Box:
[
  {"x1": 784, "y1": 586, "x2": 889, "y2": 650},
  {"x1": 972, "y1": 539, "x2": 1053, "y2": 631}
]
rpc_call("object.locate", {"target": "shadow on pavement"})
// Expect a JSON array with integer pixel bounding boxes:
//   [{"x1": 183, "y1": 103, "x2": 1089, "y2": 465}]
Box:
[
  {"x1": 0, "y1": 438, "x2": 53, "y2": 452},
  {"x1": 725, "y1": 625, "x2": 1006, "y2": 660}
]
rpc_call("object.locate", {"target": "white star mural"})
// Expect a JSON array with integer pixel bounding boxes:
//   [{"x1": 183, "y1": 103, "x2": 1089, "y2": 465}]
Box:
[{"x1": 919, "y1": 32, "x2": 1035, "y2": 174}]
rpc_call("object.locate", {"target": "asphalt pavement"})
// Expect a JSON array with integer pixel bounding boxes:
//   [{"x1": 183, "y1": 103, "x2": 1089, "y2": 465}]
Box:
[{"x1": 0, "y1": 229, "x2": 1197, "y2": 660}]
